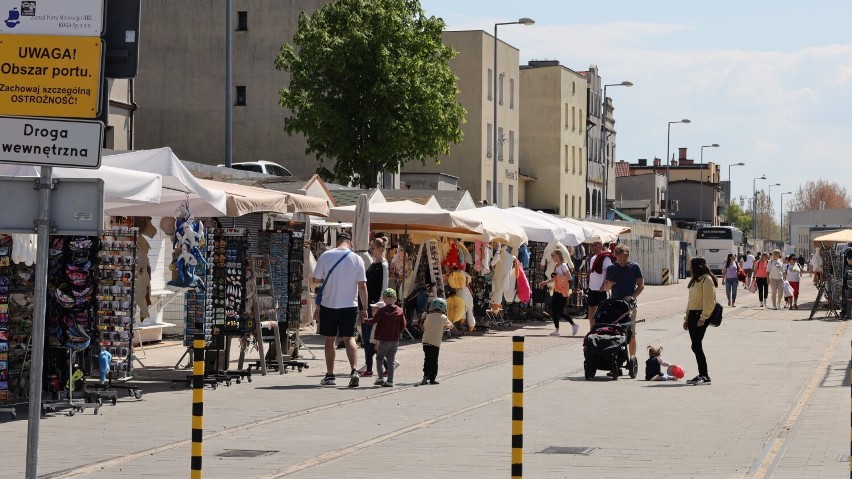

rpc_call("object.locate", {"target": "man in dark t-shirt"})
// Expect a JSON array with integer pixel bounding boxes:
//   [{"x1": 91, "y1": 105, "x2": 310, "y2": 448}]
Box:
[{"x1": 603, "y1": 244, "x2": 644, "y2": 358}]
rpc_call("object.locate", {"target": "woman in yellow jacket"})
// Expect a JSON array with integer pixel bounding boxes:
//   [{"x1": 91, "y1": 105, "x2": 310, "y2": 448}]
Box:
[{"x1": 683, "y1": 257, "x2": 717, "y2": 385}]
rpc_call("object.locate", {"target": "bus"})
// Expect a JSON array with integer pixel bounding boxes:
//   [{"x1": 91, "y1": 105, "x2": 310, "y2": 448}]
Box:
[{"x1": 696, "y1": 226, "x2": 744, "y2": 273}]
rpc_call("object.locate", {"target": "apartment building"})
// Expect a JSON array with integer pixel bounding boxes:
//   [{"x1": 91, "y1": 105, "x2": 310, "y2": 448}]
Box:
[
  {"x1": 402, "y1": 30, "x2": 521, "y2": 207},
  {"x1": 518, "y1": 60, "x2": 587, "y2": 217},
  {"x1": 127, "y1": 0, "x2": 329, "y2": 176}
]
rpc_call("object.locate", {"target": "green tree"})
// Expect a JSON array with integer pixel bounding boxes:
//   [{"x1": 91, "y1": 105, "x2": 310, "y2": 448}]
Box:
[
  {"x1": 275, "y1": 0, "x2": 466, "y2": 187},
  {"x1": 723, "y1": 201, "x2": 752, "y2": 238}
]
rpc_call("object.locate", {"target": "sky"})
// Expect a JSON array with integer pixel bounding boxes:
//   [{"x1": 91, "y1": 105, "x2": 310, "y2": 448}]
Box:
[{"x1": 419, "y1": 0, "x2": 852, "y2": 211}]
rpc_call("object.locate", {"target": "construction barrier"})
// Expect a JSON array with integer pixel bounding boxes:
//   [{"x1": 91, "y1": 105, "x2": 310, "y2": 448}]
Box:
[
  {"x1": 191, "y1": 334, "x2": 205, "y2": 479},
  {"x1": 512, "y1": 336, "x2": 524, "y2": 478}
]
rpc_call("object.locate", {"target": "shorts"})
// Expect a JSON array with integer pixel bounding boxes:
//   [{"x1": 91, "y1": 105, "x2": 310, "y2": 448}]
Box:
[
  {"x1": 586, "y1": 290, "x2": 608, "y2": 306},
  {"x1": 318, "y1": 306, "x2": 358, "y2": 338}
]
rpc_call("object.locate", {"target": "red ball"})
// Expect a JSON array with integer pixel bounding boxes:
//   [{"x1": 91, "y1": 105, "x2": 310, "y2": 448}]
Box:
[{"x1": 671, "y1": 365, "x2": 685, "y2": 379}]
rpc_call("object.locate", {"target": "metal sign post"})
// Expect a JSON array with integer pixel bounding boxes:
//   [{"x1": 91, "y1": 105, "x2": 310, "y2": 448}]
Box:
[{"x1": 25, "y1": 166, "x2": 52, "y2": 479}]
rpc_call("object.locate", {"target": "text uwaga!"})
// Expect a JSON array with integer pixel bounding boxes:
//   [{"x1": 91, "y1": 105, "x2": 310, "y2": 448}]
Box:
[{"x1": 0, "y1": 123, "x2": 90, "y2": 158}]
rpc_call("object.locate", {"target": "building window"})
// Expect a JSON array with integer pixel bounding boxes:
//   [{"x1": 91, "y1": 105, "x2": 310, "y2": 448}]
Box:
[
  {"x1": 498, "y1": 127, "x2": 504, "y2": 160},
  {"x1": 235, "y1": 86, "x2": 246, "y2": 105},
  {"x1": 565, "y1": 195, "x2": 569, "y2": 216},
  {"x1": 579, "y1": 148, "x2": 583, "y2": 174},
  {"x1": 508, "y1": 130, "x2": 514, "y2": 163},
  {"x1": 572, "y1": 146, "x2": 576, "y2": 173},
  {"x1": 498, "y1": 74, "x2": 504, "y2": 105},
  {"x1": 578, "y1": 109, "x2": 583, "y2": 134},
  {"x1": 564, "y1": 103, "x2": 569, "y2": 129},
  {"x1": 486, "y1": 123, "x2": 492, "y2": 157},
  {"x1": 486, "y1": 180, "x2": 492, "y2": 205},
  {"x1": 509, "y1": 78, "x2": 515, "y2": 108},
  {"x1": 572, "y1": 196, "x2": 576, "y2": 217},
  {"x1": 564, "y1": 145, "x2": 569, "y2": 172},
  {"x1": 572, "y1": 81, "x2": 576, "y2": 96},
  {"x1": 497, "y1": 182, "x2": 503, "y2": 207},
  {"x1": 509, "y1": 185, "x2": 514, "y2": 207},
  {"x1": 237, "y1": 11, "x2": 248, "y2": 31},
  {"x1": 487, "y1": 69, "x2": 492, "y2": 100},
  {"x1": 572, "y1": 106, "x2": 576, "y2": 131}
]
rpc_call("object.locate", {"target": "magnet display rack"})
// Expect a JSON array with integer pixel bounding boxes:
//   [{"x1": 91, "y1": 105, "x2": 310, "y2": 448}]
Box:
[
  {"x1": 89, "y1": 229, "x2": 142, "y2": 402},
  {"x1": 0, "y1": 236, "x2": 14, "y2": 418}
]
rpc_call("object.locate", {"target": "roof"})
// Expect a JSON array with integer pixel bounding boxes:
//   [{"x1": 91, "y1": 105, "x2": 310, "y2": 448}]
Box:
[
  {"x1": 381, "y1": 189, "x2": 471, "y2": 211},
  {"x1": 329, "y1": 189, "x2": 379, "y2": 207},
  {"x1": 613, "y1": 199, "x2": 652, "y2": 209},
  {"x1": 615, "y1": 162, "x2": 630, "y2": 178},
  {"x1": 610, "y1": 209, "x2": 640, "y2": 222}
]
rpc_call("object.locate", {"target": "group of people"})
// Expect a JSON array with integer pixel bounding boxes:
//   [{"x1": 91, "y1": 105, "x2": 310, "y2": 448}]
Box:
[
  {"x1": 737, "y1": 250, "x2": 804, "y2": 309},
  {"x1": 312, "y1": 233, "x2": 453, "y2": 388}
]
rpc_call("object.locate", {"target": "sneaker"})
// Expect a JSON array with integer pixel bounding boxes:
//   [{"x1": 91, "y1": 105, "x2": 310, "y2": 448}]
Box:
[
  {"x1": 320, "y1": 374, "x2": 336, "y2": 386},
  {"x1": 348, "y1": 370, "x2": 360, "y2": 388},
  {"x1": 359, "y1": 370, "x2": 373, "y2": 378},
  {"x1": 686, "y1": 376, "x2": 711, "y2": 385},
  {"x1": 571, "y1": 323, "x2": 580, "y2": 336},
  {"x1": 418, "y1": 377, "x2": 429, "y2": 386},
  {"x1": 381, "y1": 381, "x2": 394, "y2": 388},
  {"x1": 429, "y1": 379, "x2": 440, "y2": 385},
  {"x1": 549, "y1": 329, "x2": 560, "y2": 337},
  {"x1": 374, "y1": 378, "x2": 385, "y2": 386}
]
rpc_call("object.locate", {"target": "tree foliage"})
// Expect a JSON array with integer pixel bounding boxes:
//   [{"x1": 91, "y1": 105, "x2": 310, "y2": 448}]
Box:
[
  {"x1": 275, "y1": 0, "x2": 466, "y2": 187},
  {"x1": 788, "y1": 180, "x2": 851, "y2": 211},
  {"x1": 723, "y1": 200, "x2": 752, "y2": 236}
]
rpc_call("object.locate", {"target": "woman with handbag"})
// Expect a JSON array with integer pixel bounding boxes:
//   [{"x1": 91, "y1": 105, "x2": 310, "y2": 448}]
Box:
[
  {"x1": 538, "y1": 249, "x2": 578, "y2": 336},
  {"x1": 722, "y1": 253, "x2": 740, "y2": 307},
  {"x1": 754, "y1": 253, "x2": 769, "y2": 307},
  {"x1": 683, "y1": 257, "x2": 717, "y2": 385}
]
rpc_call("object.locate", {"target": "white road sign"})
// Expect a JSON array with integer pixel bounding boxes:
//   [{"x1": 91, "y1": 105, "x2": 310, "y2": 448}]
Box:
[
  {"x1": 0, "y1": 0, "x2": 105, "y2": 36},
  {"x1": 0, "y1": 115, "x2": 103, "y2": 168}
]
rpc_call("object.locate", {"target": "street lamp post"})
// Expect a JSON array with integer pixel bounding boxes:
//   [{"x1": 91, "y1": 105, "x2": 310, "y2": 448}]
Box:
[
  {"x1": 493, "y1": 17, "x2": 534, "y2": 207},
  {"x1": 752, "y1": 175, "x2": 766, "y2": 241},
  {"x1": 599, "y1": 81, "x2": 633, "y2": 219},
  {"x1": 780, "y1": 191, "x2": 792, "y2": 245},
  {"x1": 665, "y1": 119, "x2": 691, "y2": 222},
  {"x1": 728, "y1": 162, "x2": 745, "y2": 182},
  {"x1": 767, "y1": 182, "x2": 780, "y2": 240},
  {"x1": 699, "y1": 143, "x2": 719, "y2": 225}
]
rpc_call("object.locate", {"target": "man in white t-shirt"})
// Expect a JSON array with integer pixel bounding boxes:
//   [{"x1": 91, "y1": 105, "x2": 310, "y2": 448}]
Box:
[
  {"x1": 586, "y1": 241, "x2": 613, "y2": 329},
  {"x1": 312, "y1": 233, "x2": 368, "y2": 387},
  {"x1": 743, "y1": 251, "x2": 756, "y2": 289}
]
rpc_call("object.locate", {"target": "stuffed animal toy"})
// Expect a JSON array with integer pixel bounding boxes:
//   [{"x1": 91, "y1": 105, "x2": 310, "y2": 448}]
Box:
[
  {"x1": 98, "y1": 347, "x2": 112, "y2": 384},
  {"x1": 441, "y1": 240, "x2": 464, "y2": 271},
  {"x1": 515, "y1": 259, "x2": 532, "y2": 303},
  {"x1": 446, "y1": 295, "x2": 466, "y2": 323},
  {"x1": 490, "y1": 244, "x2": 517, "y2": 309}
]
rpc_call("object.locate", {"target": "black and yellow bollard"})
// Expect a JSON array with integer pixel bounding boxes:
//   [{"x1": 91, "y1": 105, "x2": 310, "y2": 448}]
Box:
[
  {"x1": 191, "y1": 334, "x2": 205, "y2": 479},
  {"x1": 512, "y1": 336, "x2": 524, "y2": 478}
]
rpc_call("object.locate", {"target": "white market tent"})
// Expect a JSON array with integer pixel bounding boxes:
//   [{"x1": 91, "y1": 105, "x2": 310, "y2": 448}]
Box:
[
  {"x1": 328, "y1": 200, "x2": 484, "y2": 236},
  {"x1": 450, "y1": 207, "x2": 528, "y2": 249},
  {"x1": 0, "y1": 163, "x2": 163, "y2": 206},
  {"x1": 578, "y1": 221, "x2": 631, "y2": 244},
  {"x1": 197, "y1": 178, "x2": 330, "y2": 217},
  {"x1": 503, "y1": 207, "x2": 588, "y2": 246},
  {"x1": 101, "y1": 147, "x2": 229, "y2": 217}
]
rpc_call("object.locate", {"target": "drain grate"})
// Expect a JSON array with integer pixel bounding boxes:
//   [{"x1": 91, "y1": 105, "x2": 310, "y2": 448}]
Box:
[
  {"x1": 216, "y1": 449, "x2": 278, "y2": 458},
  {"x1": 537, "y1": 446, "x2": 595, "y2": 455}
]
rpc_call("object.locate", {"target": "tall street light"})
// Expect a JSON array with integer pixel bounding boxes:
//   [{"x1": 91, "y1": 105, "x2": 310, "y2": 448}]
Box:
[
  {"x1": 780, "y1": 191, "x2": 792, "y2": 245},
  {"x1": 752, "y1": 175, "x2": 766, "y2": 241},
  {"x1": 599, "y1": 81, "x2": 633, "y2": 219},
  {"x1": 665, "y1": 119, "x2": 691, "y2": 222},
  {"x1": 699, "y1": 143, "x2": 719, "y2": 225},
  {"x1": 728, "y1": 162, "x2": 745, "y2": 181},
  {"x1": 766, "y1": 183, "x2": 780, "y2": 240},
  {"x1": 493, "y1": 17, "x2": 534, "y2": 207}
]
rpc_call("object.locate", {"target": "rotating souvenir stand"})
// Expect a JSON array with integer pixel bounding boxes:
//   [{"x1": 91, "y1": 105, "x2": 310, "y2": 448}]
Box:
[
  {"x1": 241, "y1": 254, "x2": 288, "y2": 375},
  {"x1": 42, "y1": 235, "x2": 101, "y2": 416},
  {"x1": 809, "y1": 246, "x2": 843, "y2": 320},
  {"x1": 87, "y1": 229, "x2": 143, "y2": 403},
  {"x1": 0, "y1": 237, "x2": 14, "y2": 418},
  {"x1": 253, "y1": 228, "x2": 308, "y2": 371}
]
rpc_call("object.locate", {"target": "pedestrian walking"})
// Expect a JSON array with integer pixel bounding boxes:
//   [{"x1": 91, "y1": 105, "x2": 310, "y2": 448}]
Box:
[
  {"x1": 754, "y1": 252, "x2": 769, "y2": 307},
  {"x1": 743, "y1": 250, "x2": 755, "y2": 289},
  {"x1": 784, "y1": 254, "x2": 802, "y2": 309},
  {"x1": 767, "y1": 249, "x2": 784, "y2": 310},
  {"x1": 419, "y1": 298, "x2": 453, "y2": 385},
  {"x1": 586, "y1": 241, "x2": 614, "y2": 330},
  {"x1": 683, "y1": 257, "x2": 717, "y2": 386},
  {"x1": 366, "y1": 288, "x2": 406, "y2": 387},
  {"x1": 312, "y1": 233, "x2": 369, "y2": 388},
  {"x1": 603, "y1": 244, "x2": 644, "y2": 359},
  {"x1": 723, "y1": 253, "x2": 739, "y2": 307},
  {"x1": 360, "y1": 237, "x2": 389, "y2": 378},
  {"x1": 538, "y1": 249, "x2": 578, "y2": 336}
]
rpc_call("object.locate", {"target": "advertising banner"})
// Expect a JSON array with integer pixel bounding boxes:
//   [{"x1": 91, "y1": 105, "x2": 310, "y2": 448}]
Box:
[{"x1": 0, "y1": 0, "x2": 105, "y2": 36}]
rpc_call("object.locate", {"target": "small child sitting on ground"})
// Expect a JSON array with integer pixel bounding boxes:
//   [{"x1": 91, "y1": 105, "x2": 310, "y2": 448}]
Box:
[
  {"x1": 645, "y1": 345, "x2": 681, "y2": 381},
  {"x1": 419, "y1": 297, "x2": 453, "y2": 385}
]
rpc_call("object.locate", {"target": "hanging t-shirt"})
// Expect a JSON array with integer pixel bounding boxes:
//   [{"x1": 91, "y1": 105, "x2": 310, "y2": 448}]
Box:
[{"x1": 313, "y1": 247, "x2": 367, "y2": 309}]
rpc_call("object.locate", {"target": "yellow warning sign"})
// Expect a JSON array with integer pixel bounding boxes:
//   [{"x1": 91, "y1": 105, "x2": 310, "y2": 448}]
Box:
[{"x1": 0, "y1": 34, "x2": 102, "y2": 119}]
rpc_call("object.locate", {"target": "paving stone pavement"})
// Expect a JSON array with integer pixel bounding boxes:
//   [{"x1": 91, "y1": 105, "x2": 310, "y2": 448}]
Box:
[{"x1": 0, "y1": 279, "x2": 849, "y2": 478}]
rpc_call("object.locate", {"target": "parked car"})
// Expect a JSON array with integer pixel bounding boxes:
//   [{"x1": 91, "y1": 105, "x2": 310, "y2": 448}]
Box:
[{"x1": 218, "y1": 161, "x2": 293, "y2": 176}]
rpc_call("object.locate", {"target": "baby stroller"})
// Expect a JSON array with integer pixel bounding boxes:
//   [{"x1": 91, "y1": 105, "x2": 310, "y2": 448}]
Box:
[{"x1": 583, "y1": 298, "x2": 638, "y2": 380}]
